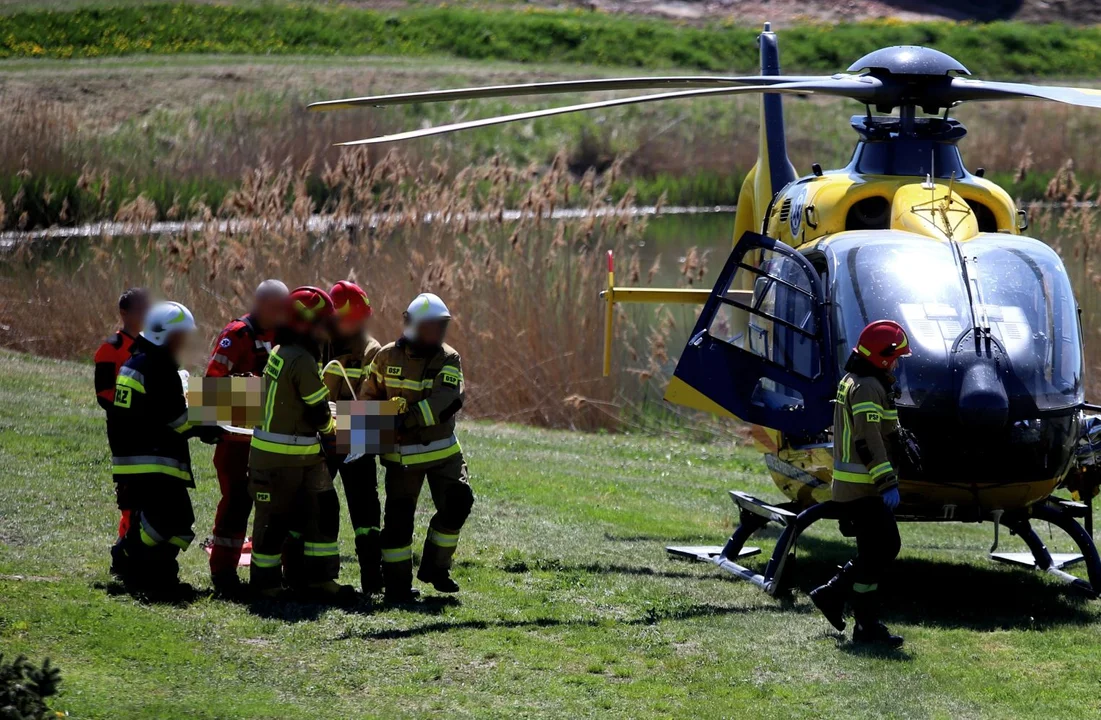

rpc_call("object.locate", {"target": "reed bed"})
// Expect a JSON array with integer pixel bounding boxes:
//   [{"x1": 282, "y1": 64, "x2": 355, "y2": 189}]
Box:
[{"x1": 0, "y1": 151, "x2": 702, "y2": 432}]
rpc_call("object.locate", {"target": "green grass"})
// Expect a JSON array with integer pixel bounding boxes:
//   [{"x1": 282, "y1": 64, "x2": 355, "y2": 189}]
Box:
[
  {"x1": 7, "y1": 3, "x2": 1101, "y2": 76},
  {"x1": 3, "y1": 349, "x2": 1101, "y2": 717}
]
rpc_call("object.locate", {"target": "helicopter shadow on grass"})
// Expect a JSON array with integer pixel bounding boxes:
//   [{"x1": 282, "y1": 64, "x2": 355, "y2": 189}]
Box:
[{"x1": 781, "y1": 533, "x2": 1098, "y2": 631}]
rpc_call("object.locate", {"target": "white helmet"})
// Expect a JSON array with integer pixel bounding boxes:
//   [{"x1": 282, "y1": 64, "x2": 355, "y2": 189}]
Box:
[
  {"x1": 142, "y1": 301, "x2": 196, "y2": 346},
  {"x1": 403, "y1": 292, "x2": 451, "y2": 340}
]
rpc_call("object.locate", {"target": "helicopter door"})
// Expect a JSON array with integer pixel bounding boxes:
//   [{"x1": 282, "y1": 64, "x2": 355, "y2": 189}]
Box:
[{"x1": 664, "y1": 231, "x2": 835, "y2": 437}]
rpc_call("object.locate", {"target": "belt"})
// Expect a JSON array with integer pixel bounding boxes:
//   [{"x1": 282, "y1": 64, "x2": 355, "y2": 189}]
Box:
[
  {"x1": 251, "y1": 429, "x2": 321, "y2": 455},
  {"x1": 382, "y1": 434, "x2": 461, "y2": 466}
]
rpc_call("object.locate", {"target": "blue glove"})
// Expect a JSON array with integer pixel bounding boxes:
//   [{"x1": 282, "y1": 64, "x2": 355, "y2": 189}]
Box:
[{"x1": 882, "y1": 486, "x2": 900, "y2": 511}]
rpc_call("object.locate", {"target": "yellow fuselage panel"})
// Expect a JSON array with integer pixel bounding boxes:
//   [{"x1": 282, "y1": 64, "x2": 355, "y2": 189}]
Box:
[{"x1": 764, "y1": 172, "x2": 1019, "y2": 248}]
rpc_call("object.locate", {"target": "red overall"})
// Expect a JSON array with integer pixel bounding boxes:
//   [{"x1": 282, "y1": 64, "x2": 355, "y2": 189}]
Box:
[{"x1": 205, "y1": 314, "x2": 273, "y2": 575}]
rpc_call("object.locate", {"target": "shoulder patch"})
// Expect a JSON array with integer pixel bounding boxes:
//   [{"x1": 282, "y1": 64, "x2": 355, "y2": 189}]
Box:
[
  {"x1": 441, "y1": 372, "x2": 460, "y2": 387},
  {"x1": 219, "y1": 336, "x2": 233, "y2": 349}
]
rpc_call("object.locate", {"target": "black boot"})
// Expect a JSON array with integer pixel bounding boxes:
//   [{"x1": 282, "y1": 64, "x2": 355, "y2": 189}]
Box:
[
  {"x1": 418, "y1": 534, "x2": 460, "y2": 593},
  {"x1": 355, "y1": 533, "x2": 384, "y2": 595},
  {"x1": 417, "y1": 565, "x2": 460, "y2": 593},
  {"x1": 211, "y1": 570, "x2": 246, "y2": 600},
  {"x1": 851, "y1": 591, "x2": 903, "y2": 648},
  {"x1": 852, "y1": 621, "x2": 904, "y2": 648},
  {"x1": 109, "y1": 542, "x2": 129, "y2": 577},
  {"x1": 298, "y1": 580, "x2": 358, "y2": 608},
  {"x1": 282, "y1": 534, "x2": 306, "y2": 591},
  {"x1": 809, "y1": 562, "x2": 853, "y2": 632},
  {"x1": 382, "y1": 558, "x2": 420, "y2": 604}
]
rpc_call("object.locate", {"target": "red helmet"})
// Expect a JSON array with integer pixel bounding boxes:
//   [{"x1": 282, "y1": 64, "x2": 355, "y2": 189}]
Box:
[
  {"x1": 286, "y1": 286, "x2": 335, "y2": 333},
  {"x1": 330, "y1": 280, "x2": 372, "y2": 323},
  {"x1": 854, "y1": 320, "x2": 912, "y2": 369}
]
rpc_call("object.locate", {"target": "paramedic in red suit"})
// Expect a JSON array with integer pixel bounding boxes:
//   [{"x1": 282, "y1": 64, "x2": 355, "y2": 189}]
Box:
[
  {"x1": 205, "y1": 279, "x2": 289, "y2": 595},
  {"x1": 94, "y1": 287, "x2": 150, "y2": 553}
]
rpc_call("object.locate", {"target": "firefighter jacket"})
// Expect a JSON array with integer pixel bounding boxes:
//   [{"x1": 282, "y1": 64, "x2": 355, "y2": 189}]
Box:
[
  {"x1": 94, "y1": 329, "x2": 137, "y2": 410},
  {"x1": 250, "y1": 335, "x2": 334, "y2": 471},
  {"x1": 205, "y1": 313, "x2": 273, "y2": 378},
  {"x1": 108, "y1": 337, "x2": 216, "y2": 488},
  {"x1": 321, "y1": 331, "x2": 382, "y2": 401},
  {"x1": 832, "y1": 363, "x2": 901, "y2": 503},
  {"x1": 363, "y1": 338, "x2": 465, "y2": 468}
]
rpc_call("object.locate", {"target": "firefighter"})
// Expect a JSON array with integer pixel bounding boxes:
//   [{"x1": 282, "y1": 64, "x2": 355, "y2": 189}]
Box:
[
  {"x1": 108, "y1": 301, "x2": 222, "y2": 599},
  {"x1": 321, "y1": 280, "x2": 384, "y2": 594},
  {"x1": 94, "y1": 288, "x2": 151, "y2": 411},
  {"x1": 204, "y1": 279, "x2": 289, "y2": 595},
  {"x1": 363, "y1": 292, "x2": 473, "y2": 603},
  {"x1": 94, "y1": 287, "x2": 150, "y2": 557},
  {"x1": 810, "y1": 319, "x2": 909, "y2": 648},
  {"x1": 248, "y1": 286, "x2": 353, "y2": 604}
]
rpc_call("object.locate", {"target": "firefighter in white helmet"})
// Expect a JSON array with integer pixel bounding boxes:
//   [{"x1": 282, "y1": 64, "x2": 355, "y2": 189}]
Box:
[
  {"x1": 362, "y1": 292, "x2": 473, "y2": 603},
  {"x1": 107, "y1": 301, "x2": 222, "y2": 600}
]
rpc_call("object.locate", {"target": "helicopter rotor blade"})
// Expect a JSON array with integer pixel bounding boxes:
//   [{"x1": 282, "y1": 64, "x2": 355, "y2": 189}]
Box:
[
  {"x1": 334, "y1": 77, "x2": 880, "y2": 146},
  {"x1": 949, "y1": 78, "x2": 1101, "y2": 109},
  {"x1": 307, "y1": 75, "x2": 829, "y2": 111}
]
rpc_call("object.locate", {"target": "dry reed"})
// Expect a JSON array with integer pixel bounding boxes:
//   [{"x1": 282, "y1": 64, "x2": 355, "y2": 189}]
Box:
[{"x1": 0, "y1": 150, "x2": 681, "y2": 432}]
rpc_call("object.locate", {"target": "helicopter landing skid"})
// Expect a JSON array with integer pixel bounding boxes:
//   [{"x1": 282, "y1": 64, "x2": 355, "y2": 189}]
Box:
[
  {"x1": 668, "y1": 492, "x2": 1101, "y2": 599},
  {"x1": 989, "y1": 500, "x2": 1101, "y2": 597},
  {"x1": 666, "y1": 491, "x2": 843, "y2": 596}
]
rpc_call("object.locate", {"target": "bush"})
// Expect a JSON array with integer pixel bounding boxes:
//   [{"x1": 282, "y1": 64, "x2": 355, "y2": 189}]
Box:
[
  {"x1": 0, "y1": 654, "x2": 62, "y2": 720},
  {"x1": 5, "y1": 4, "x2": 1101, "y2": 76}
]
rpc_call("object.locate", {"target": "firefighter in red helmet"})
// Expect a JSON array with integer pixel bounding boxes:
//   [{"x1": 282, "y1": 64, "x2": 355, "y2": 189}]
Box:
[
  {"x1": 810, "y1": 319, "x2": 910, "y2": 648},
  {"x1": 321, "y1": 280, "x2": 385, "y2": 594},
  {"x1": 248, "y1": 286, "x2": 353, "y2": 603}
]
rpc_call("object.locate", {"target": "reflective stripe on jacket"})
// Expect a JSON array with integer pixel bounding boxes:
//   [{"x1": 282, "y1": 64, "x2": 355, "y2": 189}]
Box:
[
  {"x1": 831, "y1": 370, "x2": 900, "y2": 503},
  {"x1": 249, "y1": 339, "x2": 333, "y2": 470},
  {"x1": 363, "y1": 338, "x2": 464, "y2": 467},
  {"x1": 107, "y1": 338, "x2": 199, "y2": 486}
]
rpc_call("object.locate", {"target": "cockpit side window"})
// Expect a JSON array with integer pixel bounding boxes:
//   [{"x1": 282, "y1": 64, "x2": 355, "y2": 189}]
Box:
[{"x1": 967, "y1": 237, "x2": 1083, "y2": 409}]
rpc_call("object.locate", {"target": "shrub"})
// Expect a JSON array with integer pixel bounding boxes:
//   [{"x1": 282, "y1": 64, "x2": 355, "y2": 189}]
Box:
[{"x1": 0, "y1": 654, "x2": 62, "y2": 720}]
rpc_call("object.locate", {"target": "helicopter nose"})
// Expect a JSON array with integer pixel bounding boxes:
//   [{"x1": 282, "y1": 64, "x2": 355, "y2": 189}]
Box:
[{"x1": 958, "y1": 362, "x2": 1009, "y2": 429}]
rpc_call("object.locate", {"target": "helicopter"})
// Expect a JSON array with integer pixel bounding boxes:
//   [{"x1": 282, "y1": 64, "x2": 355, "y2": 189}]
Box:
[{"x1": 308, "y1": 24, "x2": 1101, "y2": 599}]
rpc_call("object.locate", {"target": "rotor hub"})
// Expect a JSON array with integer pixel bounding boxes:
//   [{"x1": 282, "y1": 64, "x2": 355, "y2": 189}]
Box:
[{"x1": 848, "y1": 46, "x2": 971, "y2": 78}]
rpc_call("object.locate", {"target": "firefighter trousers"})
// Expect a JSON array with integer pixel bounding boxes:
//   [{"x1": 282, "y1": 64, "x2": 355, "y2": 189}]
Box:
[
  {"x1": 249, "y1": 463, "x2": 340, "y2": 591},
  {"x1": 209, "y1": 440, "x2": 253, "y2": 576},
  {"x1": 115, "y1": 478, "x2": 196, "y2": 588},
  {"x1": 841, "y1": 495, "x2": 901, "y2": 620},
  {"x1": 339, "y1": 455, "x2": 382, "y2": 590},
  {"x1": 380, "y1": 453, "x2": 473, "y2": 587}
]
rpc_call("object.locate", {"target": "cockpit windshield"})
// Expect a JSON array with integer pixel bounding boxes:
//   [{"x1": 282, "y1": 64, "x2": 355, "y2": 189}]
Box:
[{"x1": 827, "y1": 233, "x2": 1082, "y2": 412}]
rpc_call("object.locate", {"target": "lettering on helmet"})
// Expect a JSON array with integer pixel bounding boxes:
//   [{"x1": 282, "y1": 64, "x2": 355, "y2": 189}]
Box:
[{"x1": 386, "y1": 366, "x2": 402, "y2": 376}]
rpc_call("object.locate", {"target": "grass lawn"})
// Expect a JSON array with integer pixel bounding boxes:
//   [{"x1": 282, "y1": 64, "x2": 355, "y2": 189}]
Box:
[{"x1": 2, "y1": 349, "x2": 1101, "y2": 718}]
